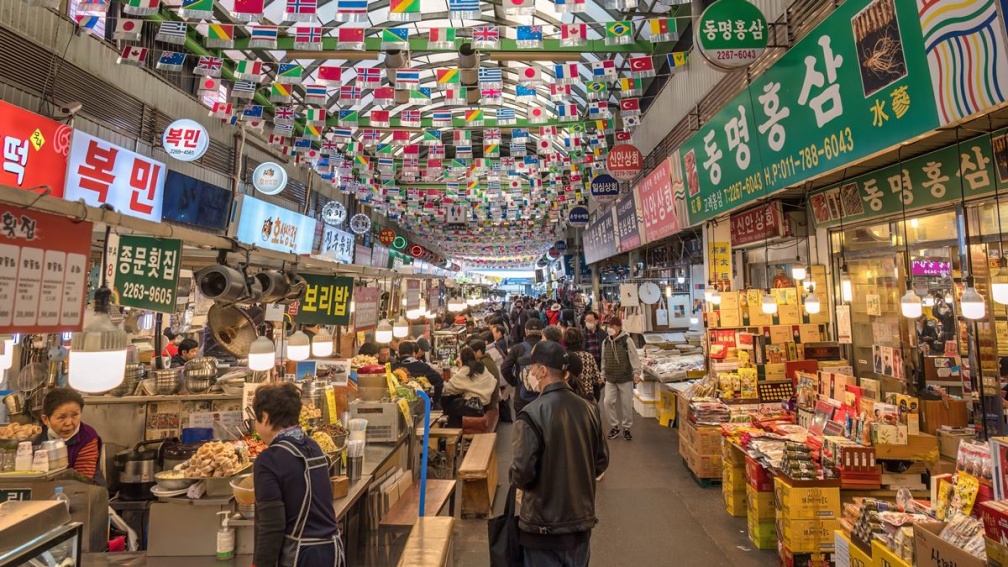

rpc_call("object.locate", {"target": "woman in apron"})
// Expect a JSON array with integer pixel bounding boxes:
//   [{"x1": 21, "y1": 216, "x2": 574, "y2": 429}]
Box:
[{"x1": 252, "y1": 383, "x2": 344, "y2": 567}]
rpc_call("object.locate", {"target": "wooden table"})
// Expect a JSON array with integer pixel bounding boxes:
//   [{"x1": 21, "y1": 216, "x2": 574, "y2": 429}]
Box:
[
  {"x1": 415, "y1": 427, "x2": 464, "y2": 477},
  {"x1": 396, "y1": 517, "x2": 456, "y2": 567},
  {"x1": 379, "y1": 479, "x2": 457, "y2": 565}
]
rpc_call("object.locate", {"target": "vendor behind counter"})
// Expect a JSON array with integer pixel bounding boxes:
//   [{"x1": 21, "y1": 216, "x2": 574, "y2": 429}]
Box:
[{"x1": 34, "y1": 387, "x2": 105, "y2": 484}]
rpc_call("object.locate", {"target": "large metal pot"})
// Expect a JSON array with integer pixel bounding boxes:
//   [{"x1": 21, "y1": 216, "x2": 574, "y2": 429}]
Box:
[
  {"x1": 151, "y1": 369, "x2": 181, "y2": 395},
  {"x1": 184, "y1": 357, "x2": 218, "y2": 393},
  {"x1": 2, "y1": 392, "x2": 26, "y2": 416}
]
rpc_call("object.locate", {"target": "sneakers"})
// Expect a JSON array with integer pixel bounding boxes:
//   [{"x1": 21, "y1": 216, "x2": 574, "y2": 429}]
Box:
[
  {"x1": 607, "y1": 427, "x2": 620, "y2": 440},
  {"x1": 623, "y1": 430, "x2": 633, "y2": 441}
]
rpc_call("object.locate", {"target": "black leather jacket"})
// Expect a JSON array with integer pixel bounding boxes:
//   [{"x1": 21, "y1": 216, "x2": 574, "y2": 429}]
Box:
[{"x1": 511, "y1": 381, "x2": 609, "y2": 536}]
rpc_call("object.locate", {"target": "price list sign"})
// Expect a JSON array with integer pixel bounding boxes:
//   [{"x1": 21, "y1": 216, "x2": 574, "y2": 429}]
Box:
[
  {"x1": 405, "y1": 279, "x2": 421, "y2": 311},
  {"x1": 108, "y1": 234, "x2": 182, "y2": 313},
  {"x1": 290, "y1": 274, "x2": 355, "y2": 326},
  {"x1": 0, "y1": 205, "x2": 91, "y2": 334},
  {"x1": 352, "y1": 286, "x2": 380, "y2": 330}
]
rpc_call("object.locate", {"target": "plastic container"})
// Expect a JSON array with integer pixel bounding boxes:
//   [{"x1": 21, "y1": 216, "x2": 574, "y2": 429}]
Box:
[
  {"x1": 230, "y1": 473, "x2": 255, "y2": 511},
  {"x1": 52, "y1": 486, "x2": 70, "y2": 513},
  {"x1": 181, "y1": 428, "x2": 214, "y2": 444}
]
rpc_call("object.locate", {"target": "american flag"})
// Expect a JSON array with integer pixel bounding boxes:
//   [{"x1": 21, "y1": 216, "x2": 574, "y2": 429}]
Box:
[
  {"x1": 195, "y1": 56, "x2": 222, "y2": 76},
  {"x1": 472, "y1": 25, "x2": 499, "y2": 47},
  {"x1": 358, "y1": 68, "x2": 382, "y2": 88}
]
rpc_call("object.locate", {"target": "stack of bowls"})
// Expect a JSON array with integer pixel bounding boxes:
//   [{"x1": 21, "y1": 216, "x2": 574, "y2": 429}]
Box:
[
  {"x1": 108, "y1": 363, "x2": 145, "y2": 397},
  {"x1": 184, "y1": 357, "x2": 218, "y2": 394},
  {"x1": 152, "y1": 369, "x2": 181, "y2": 395}
]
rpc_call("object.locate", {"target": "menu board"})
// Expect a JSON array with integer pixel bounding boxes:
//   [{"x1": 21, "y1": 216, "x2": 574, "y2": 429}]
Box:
[
  {"x1": 0, "y1": 205, "x2": 91, "y2": 334},
  {"x1": 353, "y1": 286, "x2": 380, "y2": 330}
]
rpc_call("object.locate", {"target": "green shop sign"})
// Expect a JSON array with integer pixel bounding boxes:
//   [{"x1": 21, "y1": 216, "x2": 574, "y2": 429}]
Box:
[
  {"x1": 681, "y1": 0, "x2": 1008, "y2": 226},
  {"x1": 291, "y1": 274, "x2": 355, "y2": 326},
  {"x1": 809, "y1": 132, "x2": 1004, "y2": 229},
  {"x1": 110, "y1": 235, "x2": 183, "y2": 313},
  {"x1": 696, "y1": 0, "x2": 768, "y2": 70}
]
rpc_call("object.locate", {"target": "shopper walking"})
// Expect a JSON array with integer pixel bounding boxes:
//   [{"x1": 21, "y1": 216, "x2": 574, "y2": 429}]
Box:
[
  {"x1": 564, "y1": 328, "x2": 601, "y2": 402},
  {"x1": 502, "y1": 319, "x2": 544, "y2": 414},
  {"x1": 511, "y1": 341, "x2": 609, "y2": 567},
  {"x1": 600, "y1": 317, "x2": 641, "y2": 441}
]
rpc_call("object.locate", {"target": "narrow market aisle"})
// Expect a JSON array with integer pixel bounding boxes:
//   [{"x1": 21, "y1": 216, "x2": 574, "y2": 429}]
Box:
[{"x1": 450, "y1": 403, "x2": 778, "y2": 566}]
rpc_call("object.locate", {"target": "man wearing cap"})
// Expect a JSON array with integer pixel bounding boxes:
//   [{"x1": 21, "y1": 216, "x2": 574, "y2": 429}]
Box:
[
  {"x1": 601, "y1": 316, "x2": 642, "y2": 441},
  {"x1": 502, "y1": 318, "x2": 544, "y2": 414},
  {"x1": 512, "y1": 340, "x2": 609, "y2": 566},
  {"x1": 415, "y1": 337, "x2": 431, "y2": 363}
]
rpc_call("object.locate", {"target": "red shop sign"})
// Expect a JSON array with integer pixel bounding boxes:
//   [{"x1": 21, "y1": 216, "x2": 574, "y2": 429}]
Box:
[
  {"x1": 0, "y1": 101, "x2": 72, "y2": 198},
  {"x1": 606, "y1": 144, "x2": 643, "y2": 181},
  {"x1": 0, "y1": 204, "x2": 92, "y2": 334},
  {"x1": 729, "y1": 201, "x2": 785, "y2": 247},
  {"x1": 635, "y1": 158, "x2": 678, "y2": 244},
  {"x1": 378, "y1": 228, "x2": 396, "y2": 246}
]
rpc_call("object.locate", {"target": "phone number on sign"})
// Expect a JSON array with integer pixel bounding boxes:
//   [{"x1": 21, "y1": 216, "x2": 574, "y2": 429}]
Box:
[
  {"x1": 714, "y1": 49, "x2": 760, "y2": 62},
  {"x1": 121, "y1": 282, "x2": 173, "y2": 305}
]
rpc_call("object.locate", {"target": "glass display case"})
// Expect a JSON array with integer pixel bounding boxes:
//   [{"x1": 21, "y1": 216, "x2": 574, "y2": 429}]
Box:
[{"x1": 0, "y1": 501, "x2": 83, "y2": 566}]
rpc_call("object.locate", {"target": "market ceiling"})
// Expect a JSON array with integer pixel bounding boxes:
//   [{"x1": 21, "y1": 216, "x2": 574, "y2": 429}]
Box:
[{"x1": 109, "y1": 0, "x2": 692, "y2": 268}]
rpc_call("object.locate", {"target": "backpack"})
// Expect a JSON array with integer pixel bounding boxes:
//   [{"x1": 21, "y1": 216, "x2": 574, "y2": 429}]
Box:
[{"x1": 515, "y1": 340, "x2": 538, "y2": 402}]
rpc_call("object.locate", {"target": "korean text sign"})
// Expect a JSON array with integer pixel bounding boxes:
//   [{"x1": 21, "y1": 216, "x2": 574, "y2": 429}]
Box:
[
  {"x1": 352, "y1": 286, "x2": 380, "y2": 329},
  {"x1": 583, "y1": 207, "x2": 616, "y2": 265},
  {"x1": 65, "y1": 131, "x2": 167, "y2": 221},
  {"x1": 230, "y1": 194, "x2": 316, "y2": 255},
  {"x1": 614, "y1": 191, "x2": 642, "y2": 253},
  {"x1": 0, "y1": 101, "x2": 72, "y2": 198},
  {"x1": 405, "y1": 279, "x2": 421, "y2": 311},
  {"x1": 729, "y1": 201, "x2": 784, "y2": 247},
  {"x1": 635, "y1": 158, "x2": 679, "y2": 244},
  {"x1": 108, "y1": 234, "x2": 182, "y2": 313},
  {"x1": 682, "y1": 0, "x2": 943, "y2": 225},
  {"x1": 291, "y1": 274, "x2": 354, "y2": 326},
  {"x1": 318, "y1": 225, "x2": 355, "y2": 264},
  {"x1": 0, "y1": 204, "x2": 91, "y2": 333}
]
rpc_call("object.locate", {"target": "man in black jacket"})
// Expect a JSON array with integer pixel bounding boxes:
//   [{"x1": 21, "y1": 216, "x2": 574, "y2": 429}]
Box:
[
  {"x1": 502, "y1": 318, "x2": 544, "y2": 414},
  {"x1": 512, "y1": 341, "x2": 609, "y2": 566},
  {"x1": 396, "y1": 341, "x2": 445, "y2": 407}
]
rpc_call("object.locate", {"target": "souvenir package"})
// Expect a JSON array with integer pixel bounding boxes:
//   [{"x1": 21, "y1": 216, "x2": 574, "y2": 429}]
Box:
[
  {"x1": 781, "y1": 441, "x2": 817, "y2": 480},
  {"x1": 957, "y1": 441, "x2": 993, "y2": 482},
  {"x1": 939, "y1": 513, "x2": 986, "y2": 559}
]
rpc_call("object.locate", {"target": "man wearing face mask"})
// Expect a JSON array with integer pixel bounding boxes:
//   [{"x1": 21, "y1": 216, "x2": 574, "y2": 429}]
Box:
[
  {"x1": 512, "y1": 341, "x2": 609, "y2": 567},
  {"x1": 601, "y1": 316, "x2": 642, "y2": 441},
  {"x1": 582, "y1": 311, "x2": 605, "y2": 368}
]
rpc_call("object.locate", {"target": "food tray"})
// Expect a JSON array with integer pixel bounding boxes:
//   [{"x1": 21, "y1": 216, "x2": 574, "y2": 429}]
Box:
[{"x1": 203, "y1": 463, "x2": 253, "y2": 497}]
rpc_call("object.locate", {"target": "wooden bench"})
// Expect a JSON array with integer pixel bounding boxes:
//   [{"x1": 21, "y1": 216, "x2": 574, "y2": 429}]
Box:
[
  {"x1": 395, "y1": 517, "x2": 456, "y2": 567},
  {"x1": 457, "y1": 432, "x2": 498, "y2": 518},
  {"x1": 379, "y1": 479, "x2": 457, "y2": 564},
  {"x1": 415, "y1": 426, "x2": 463, "y2": 478}
]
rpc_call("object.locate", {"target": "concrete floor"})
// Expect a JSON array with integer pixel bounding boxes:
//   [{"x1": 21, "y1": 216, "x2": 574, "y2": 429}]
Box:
[{"x1": 451, "y1": 407, "x2": 779, "y2": 566}]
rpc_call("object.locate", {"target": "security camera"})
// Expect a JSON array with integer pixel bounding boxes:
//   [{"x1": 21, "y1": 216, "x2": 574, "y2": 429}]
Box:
[{"x1": 61, "y1": 102, "x2": 83, "y2": 115}]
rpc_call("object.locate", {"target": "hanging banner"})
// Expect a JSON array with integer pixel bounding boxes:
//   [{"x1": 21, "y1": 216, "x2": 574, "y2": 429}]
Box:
[
  {"x1": 682, "y1": 0, "x2": 1008, "y2": 226},
  {"x1": 729, "y1": 201, "x2": 785, "y2": 246},
  {"x1": 370, "y1": 242, "x2": 390, "y2": 269},
  {"x1": 635, "y1": 157, "x2": 678, "y2": 244},
  {"x1": 808, "y1": 133, "x2": 1000, "y2": 228},
  {"x1": 161, "y1": 119, "x2": 209, "y2": 162},
  {"x1": 0, "y1": 204, "x2": 91, "y2": 333},
  {"x1": 65, "y1": 131, "x2": 167, "y2": 222},
  {"x1": 708, "y1": 241, "x2": 732, "y2": 285},
  {"x1": 606, "y1": 144, "x2": 642, "y2": 181},
  {"x1": 352, "y1": 286, "x2": 380, "y2": 329},
  {"x1": 405, "y1": 279, "x2": 421, "y2": 311},
  {"x1": 317, "y1": 225, "x2": 355, "y2": 264},
  {"x1": 229, "y1": 194, "x2": 316, "y2": 254},
  {"x1": 695, "y1": 0, "x2": 769, "y2": 70},
  {"x1": 290, "y1": 274, "x2": 354, "y2": 326},
  {"x1": 614, "y1": 191, "x2": 642, "y2": 252},
  {"x1": 106, "y1": 234, "x2": 182, "y2": 313},
  {"x1": 426, "y1": 280, "x2": 439, "y2": 313},
  {"x1": 583, "y1": 207, "x2": 617, "y2": 265},
  {"x1": 0, "y1": 101, "x2": 72, "y2": 198}
]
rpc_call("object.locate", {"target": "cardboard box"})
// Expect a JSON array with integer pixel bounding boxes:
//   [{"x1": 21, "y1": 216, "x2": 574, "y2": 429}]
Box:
[
  {"x1": 681, "y1": 421, "x2": 722, "y2": 455},
  {"x1": 978, "y1": 500, "x2": 1008, "y2": 548},
  {"x1": 719, "y1": 290, "x2": 740, "y2": 310},
  {"x1": 874, "y1": 433, "x2": 939, "y2": 461},
  {"x1": 746, "y1": 484, "x2": 775, "y2": 521},
  {"x1": 723, "y1": 441, "x2": 747, "y2": 467},
  {"x1": 769, "y1": 326, "x2": 793, "y2": 345},
  {"x1": 723, "y1": 463, "x2": 746, "y2": 492},
  {"x1": 774, "y1": 476, "x2": 841, "y2": 520},
  {"x1": 777, "y1": 518, "x2": 838, "y2": 553},
  {"x1": 746, "y1": 455, "x2": 774, "y2": 492},
  {"x1": 718, "y1": 307, "x2": 742, "y2": 328},
  {"x1": 683, "y1": 443, "x2": 721, "y2": 479},
  {"x1": 779, "y1": 544, "x2": 835, "y2": 567},
  {"x1": 913, "y1": 521, "x2": 985, "y2": 567},
  {"x1": 834, "y1": 530, "x2": 872, "y2": 567},
  {"x1": 936, "y1": 428, "x2": 975, "y2": 460},
  {"x1": 747, "y1": 518, "x2": 777, "y2": 550},
  {"x1": 871, "y1": 540, "x2": 911, "y2": 567},
  {"x1": 723, "y1": 489, "x2": 746, "y2": 517},
  {"x1": 986, "y1": 536, "x2": 1008, "y2": 567},
  {"x1": 777, "y1": 304, "x2": 800, "y2": 325}
]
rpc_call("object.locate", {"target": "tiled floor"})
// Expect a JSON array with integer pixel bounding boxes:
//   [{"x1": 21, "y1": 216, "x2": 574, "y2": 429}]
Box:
[{"x1": 450, "y1": 400, "x2": 779, "y2": 566}]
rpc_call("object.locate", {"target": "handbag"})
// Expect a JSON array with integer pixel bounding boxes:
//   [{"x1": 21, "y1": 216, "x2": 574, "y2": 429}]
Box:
[
  {"x1": 619, "y1": 283, "x2": 640, "y2": 307},
  {"x1": 488, "y1": 485, "x2": 522, "y2": 567},
  {"x1": 463, "y1": 396, "x2": 486, "y2": 417},
  {"x1": 623, "y1": 305, "x2": 644, "y2": 334},
  {"x1": 655, "y1": 297, "x2": 669, "y2": 327}
]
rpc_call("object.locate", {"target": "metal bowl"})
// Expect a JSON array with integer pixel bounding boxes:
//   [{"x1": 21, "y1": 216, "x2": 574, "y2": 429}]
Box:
[
  {"x1": 218, "y1": 378, "x2": 246, "y2": 396},
  {"x1": 152, "y1": 369, "x2": 181, "y2": 395},
  {"x1": 184, "y1": 357, "x2": 218, "y2": 379},
  {"x1": 107, "y1": 363, "x2": 145, "y2": 397},
  {"x1": 184, "y1": 375, "x2": 215, "y2": 394},
  {"x1": 155, "y1": 470, "x2": 199, "y2": 490}
]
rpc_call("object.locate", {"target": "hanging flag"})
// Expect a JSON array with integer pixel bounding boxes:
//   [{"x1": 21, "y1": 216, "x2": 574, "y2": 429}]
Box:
[
  {"x1": 242, "y1": 104, "x2": 264, "y2": 120},
  {"x1": 619, "y1": 77, "x2": 643, "y2": 97},
  {"x1": 285, "y1": 0, "x2": 317, "y2": 21},
  {"x1": 390, "y1": 130, "x2": 410, "y2": 145},
  {"x1": 410, "y1": 87, "x2": 432, "y2": 101},
  {"x1": 553, "y1": 63, "x2": 579, "y2": 85},
  {"x1": 528, "y1": 106, "x2": 547, "y2": 124},
  {"x1": 510, "y1": 141, "x2": 527, "y2": 157},
  {"x1": 448, "y1": 0, "x2": 479, "y2": 19},
  {"x1": 550, "y1": 83, "x2": 572, "y2": 101},
  {"x1": 394, "y1": 68, "x2": 420, "y2": 89},
  {"x1": 472, "y1": 25, "x2": 499, "y2": 49},
  {"x1": 271, "y1": 83, "x2": 293, "y2": 103},
  {"x1": 337, "y1": 27, "x2": 365, "y2": 49},
  {"x1": 388, "y1": 0, "x2": 419, "y2": 21},
  {"x1": 317, "y1": 65, "x2": 342, "y2": 85},
  {"x1": 606, "y1": 21, "x2": 633, "y2": 45},
  {"x1": 75, "y1": 15, "x2": 102, "y2": 34},
  {"x1": 445, "y1": 87, "x2": 466, "y2": 104},
  {"x1": 614, "y1": 130, "x2": 632, "y2": 142},
  {"x1": 515, "y1": 25, "x2": 542, "y2": 49},
  {"x1": 357, "y1": 68, "x2": 382, "y2": 89},
  {"x1": 502, "y1": 0, "x2": 532, "y2": 14},
  {"x1": 339, "y1": 110, "x2": 359, "y2": 124},
  {"x1": 231, "y1": 81, "x2": 257, "y2": 99},
  {"x1": 465, "y1": 109, "x2": 483, "y2": 126},
  {"x1": 156, "y1": 21, "x2": 187, "y2": 44},
  {"x1": 210, "y1": 102, "x2": 233, "y2": 120},
  {"x1": 370, "y1": 110, "x2": 390, "y2": 128},
  {"x1": 553, "y1": 0, "x2": 585, "y2": 12},
  {"x1": 454, "y1": 130, "x2": 471, "y2": 145},
  {"x1": 248, "y1": 26, "x2": 278, "y2": 48},
  {"x1": 560, "y1": 23, "x2": 586, "y2": 47},
  {"x1": 381, "y1": 28, "x2": 409, "y2": 49},
  {"x1": 516, "y1": 66, "x2": 541, "y2": 86},
  {"x1": 372, "y1": 86, "x2": 395, "y2": 105},
  {"x1": 516, "y1": 85, "x2": 536, "y2": 100},
  {"x1": 179, "y1": 0, "x2": 213, "y2": 19},
  {"x1": 303, "y1": 108, "x2": 325, "y2": 125},
  {"x1": 539, "y1": 125, "x2": 557, "y2": 139},
  {"x1": 595, "y1": 119, "x2": 613, "y2": 134},
  {"x1": 113, "y1": 18, "x2": 142, "y2": 40},
  {"x1": 194, "y1": 56, "x2": 222, "y2": 77},
  {"x1": 340, "y1": 85, "x2": 361, "y2": 102},
  {"x1": 648, "y1": 18, "x2": 677, "y2": 42},
  {"x1": 156, "y1": 51, "x2": 186, "y2": 71},
  {"x1": 305, "y1": 84, "x2": 328, "y2": 106},
  {"x1": 422, "y1": 129, "x2": 442, "y2": 145},
  {"x1": 274, "y1": 106, "x2": 296, "y2": 123},
  {"x1": 556, "y1": 103, "x2": 578, "y2": 122},
  {"x1": 436, "y1": 68, "x2": 460, "y2": 86},
  {"x1": 401, "y1": 110, "x2": 421, "y2": 127},
  {"x1": 275, "y1": 63, "x2": 304, "y2": 84},
  {"x1": 428, "y1": 27, "x2": 456, "y2": 49},
  {"x1": 361, "y1": 129, "x2": 381, "y2": 144},
  {"x1": 197, "y1": 77, "x2": 220, "y2": 95},
  {"x1": 205, "y1": 23, "x2": 235, "y2": 48},
  {"x1": 273, "y1": 121, "x2": 294, "y2": 135},
  {"x1": 335, "y1": 0, "x2": 368, "y2": 22},
  {"x1": 667, "y1": 51, "x2": 688, "y2": 73},
  {"x1": 269, "y1": 134, "x2": 288, "y2": 146},
  {"x1": 623, "y1": 115, "x2": 641, "y2": 129},
  {"x1": 585, "y1": 81, "x2": 607, "y2": 100},
  {"x1": 331, "y1": 127, "x2": 353, "y2": 140},
  {"x1": 591, "y1": 60, "x2": 616, "y2": 81},
  {"x1": 431, "y1": 111, "x2": 453, "y2": 127},
  {"x1": 232, "y1": 0, "x2": 263, "y2": 21},
  {"x1": 123, "y1": 0, "x2": 157, "y2": 16},
  {"x1": 619, "y1": 98, "x2": 640, "y2": 117},
  {"x1": 481, "y1": 89, "x2": 502, "y2": 105},
  {"x1": 478, "y1": 67, "x2": 502, "y2": 89},
  {"x1": 588, "y1": 101, "x2": 611, "y2": 119},
  {"x1": 117, "y1": 45, "x2": 148, "y2": 66},
  {"x1": 483, "y1": 142, "x2": 499, "y2": 158},
  {"x1": 234, "y1": 60, "x2": 263, "y2": 81},
  {"x1": 303, "y1": 126, "x2": 322, "y2": 140},
  {"x1": 293, "y1": 26, "x2": 322, "y2": 50},
  {"x1": 629, "y1": 55, "x2": 655, "y2": 79}
]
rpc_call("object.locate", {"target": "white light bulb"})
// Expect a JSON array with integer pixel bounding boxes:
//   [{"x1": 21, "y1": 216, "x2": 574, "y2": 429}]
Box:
[
  {"x1": 710, "y1": 289, "x2": 722, "y2": 305},
  {"x1": 704, "y1": 285, "x2": 715, "y2": 303},
  {"x1": 677, "y1": 274, "x2": 686, "y2": 284},
  {"x1": 761, "y1": 292, "x2": 778, "y2": 315},
  {"x1": 792, "y1": 265, "x2": 807, "y2": 281},
  {"x1": 286, "y1": 331, "x2": 311, "y2": 361},
  {"x1": 689, "y1": 316, "x2": 699, "y2": 325},
  {"x1": 375, "y1": 320, "x2": 394, "y2": 343},
  {"x1": 802, "y1": 274, "x2": 815, "y2": 292},
  {"x1": 665, "y1": 285, "x2": 672, "y2": 298},
  {"x1": 900, "y1": 289, "x2": 922, "y2": 319},
  {"x1": 393, "y1": 317, "x2": 409, "y2": 338},
  {"x1": 311, "y1": 328, "x2": 334, "y2": 358},
  {"x1": 961, "y1": 287, "x2": 986, "y2": 320},
  {"x1": 992, "y1": 269, "x2": 1008, "y2": 305},
  {"x1": 804, "y1": 292, "x2": 821, "y2": 315},
  {"x1": 248, "y1": 336, "x2": 277, "y2": 371},
  {"x1": 840, "y1": 271, "x2": 853, "y2": 303}
]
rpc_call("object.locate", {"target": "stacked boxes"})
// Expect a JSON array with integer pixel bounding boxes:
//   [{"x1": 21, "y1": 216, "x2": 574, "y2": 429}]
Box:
[
  {"x1": 657, "y1": 386, "x2": 676, "y2": 427},
  {"x1": 722, "y1": 442, "x2": 747, "y2": 517},
  {"x1": 775, "y1": 476, "x2": 841, "y2": 559},
  {"x1": 746, "y1": 455, "x2": 776, "y2": 549},
  {"x1": 679, "y1": 418, "x2": 723, "y2": 479}
]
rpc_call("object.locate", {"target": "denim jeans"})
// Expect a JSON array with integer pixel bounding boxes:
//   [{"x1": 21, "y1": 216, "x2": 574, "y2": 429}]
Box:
[{"x1": 522, "y1": 540, "x2": 591, "y2": 567}]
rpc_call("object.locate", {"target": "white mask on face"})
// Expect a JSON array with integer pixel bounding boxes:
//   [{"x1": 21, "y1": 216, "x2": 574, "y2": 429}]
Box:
[
  {"x1": 608, "y1": 328, "x2": 619, "y2": 338},
  {"x1": 585, "y1": 322, "x2": 596, "y2": 331},
  {"x1": 524, "y1": 366, "x2": 544, "y2": 393}
]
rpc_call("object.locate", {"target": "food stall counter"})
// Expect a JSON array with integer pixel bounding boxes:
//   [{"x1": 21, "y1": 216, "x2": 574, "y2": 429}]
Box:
[{"x1": 82, "y1": 553, "x2": 252, "y2": 566}]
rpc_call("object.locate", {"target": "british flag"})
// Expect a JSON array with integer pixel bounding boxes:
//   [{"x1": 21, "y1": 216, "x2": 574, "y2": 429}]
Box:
[
  {"x1": 322, "y1": 139, "x2": 340, "y2": 153},
  {"x1": 358, "y1": 67, "x2": 382, "y2": 88},
  {"x1": 472, "y1": 25, "x2": 499, "y2": 47},
  {"x1": 274, "y1": 106, "x2": 296, "y2": 122},
  {"x1": 195, "y1": 56, "x2": 223, "y2": 76}
]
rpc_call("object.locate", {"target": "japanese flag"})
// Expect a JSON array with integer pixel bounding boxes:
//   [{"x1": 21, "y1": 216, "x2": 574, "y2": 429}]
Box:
[{"x1": 519, "y1": 66, "x2": 541, "y2": 85}]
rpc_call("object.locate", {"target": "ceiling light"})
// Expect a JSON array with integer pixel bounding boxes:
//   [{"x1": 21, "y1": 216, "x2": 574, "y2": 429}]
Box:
[
  {"x1": 761, "y1": 291, "x2": 778, "y2": 315},
  {"x1": 804, "y1": 291, "x2": 821, "y2": 315},
  {"x1": 665, "y1": 284, "x2": 672, "y2": 298},
  {"x1": 993, "y1": 266, "x2": 1008, "y2": 305},
  {"x1": 689, "y1": 316, "x2": 699, "y2": 325},
  {"x1": 704, "y1": 283, "x2": 716, "y2": 303},
  {"x1": 676, "y1": 272, "x2": 686, "y2": 284},
  {"x1": 248, "y1": 335, "x2": 277, "y2": 372},
  {"x1": 839, "y1": 269, "x2": 853, "y2": 303},
  {"x1": 900, "y1": 288, "x2": 922, "y2": 319},
  {"x1": 710, "y1": 289, "x2": 722, "y2": 305},
  {"x1": 375, "y1": 319, "x2": 394, "y2": 343},
  {"x1": 286, "y1": 331, "x2": 311, "y2": 361},
  {"x1": 792, "y1": 264, "x2": 807, "y2": 281},
  {"x1": 392, "y1": 317, "x2": 409, "y2": 338},
  {"x1": 311, "y1": 328, "x2": 334, "y2": 358},
  {"x1": 69, "y1": 288, "x2": 128, "y2": 393},
  {"x1": 802, "y1": 273, "x2": 815, "y2": 292},
  {"x1": 961, "y1": 282, "x2": 986, "y2": 320}
]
